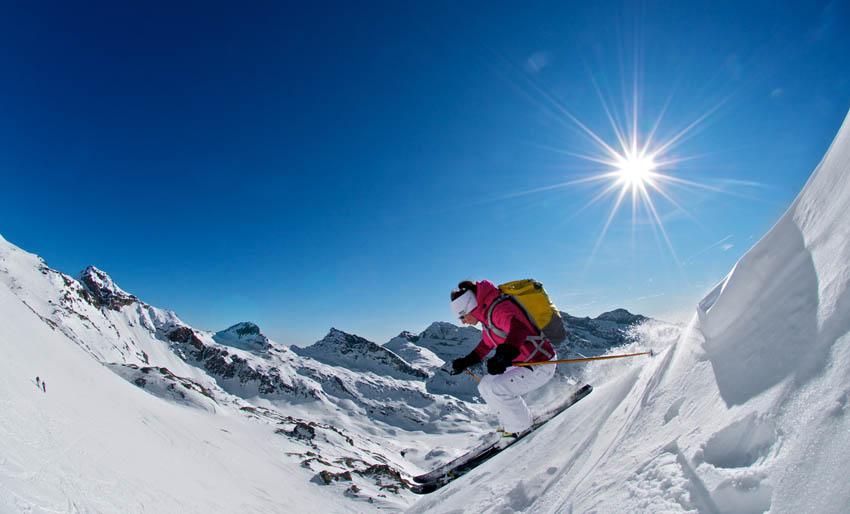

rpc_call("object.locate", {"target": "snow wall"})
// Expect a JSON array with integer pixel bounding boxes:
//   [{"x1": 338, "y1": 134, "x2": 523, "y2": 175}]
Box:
[
  {"x1": 698, "y1": 109, "x2": 850, "y2": 406},
  {"x1": 695, "y1": 107, "x2": 850, "y2": 512}
]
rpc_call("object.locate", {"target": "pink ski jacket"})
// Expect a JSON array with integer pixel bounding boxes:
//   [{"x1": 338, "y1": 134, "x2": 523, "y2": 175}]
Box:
[{"x1": 468, "y1": 280, "x2": 556, "y2": 364}]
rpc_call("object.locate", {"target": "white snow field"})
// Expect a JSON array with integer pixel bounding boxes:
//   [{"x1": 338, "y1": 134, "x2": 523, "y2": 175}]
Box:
[
  {"x1": 0, "y1": 242, "x2": 495, "y2": 512},
  {"x1": 2, "y1": 107, "x2": 849, "y2": 514},
  {"x1": 0, "y1": 282, "x2": 363, "y2": 513},
  {"x1": 408, "y1": 110, "x2": 850, "y2": 513}
]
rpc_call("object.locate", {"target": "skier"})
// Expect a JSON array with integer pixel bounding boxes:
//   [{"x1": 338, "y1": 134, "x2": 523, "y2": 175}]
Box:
[
  {"x1": 42, "y1": 380, "x2": 46, "y2": 393},
  {"x1": 36, "y1": 376, "x2": 40, "y2": 387},
  {"x1": 448, "y1": 280, "x2": 557, "y2": 436}
]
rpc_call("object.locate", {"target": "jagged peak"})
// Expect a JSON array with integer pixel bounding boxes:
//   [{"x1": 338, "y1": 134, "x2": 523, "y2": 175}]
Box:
[
  {"x1": 294, "y1": 328, "x2": 428, "y2": 379},
  {"x1": 78, "y1": 266, "x2": 127, "y2": 294},
  {"x1": 286, "y1": 328, "x2": 373, "y2": 353},
  {"x1": 77, "y1": 266, "x2": 137, "y2": 310},
  {"x1": 318, "y1": 328, "x2": 379, "y2": 348},
  {"x1": 327, "y1": 327, "x2": 349, "y2": 338}
]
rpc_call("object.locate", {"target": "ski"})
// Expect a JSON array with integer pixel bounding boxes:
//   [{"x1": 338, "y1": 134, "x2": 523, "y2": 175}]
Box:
[{"x1": 411, "y1": 383, "x2": 593, "y2": 494}]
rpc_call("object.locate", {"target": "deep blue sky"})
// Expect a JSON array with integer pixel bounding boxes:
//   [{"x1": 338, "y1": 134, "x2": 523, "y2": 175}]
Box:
[{"x1": 2, "y1": 1, "x2": 849, "y2": 346}]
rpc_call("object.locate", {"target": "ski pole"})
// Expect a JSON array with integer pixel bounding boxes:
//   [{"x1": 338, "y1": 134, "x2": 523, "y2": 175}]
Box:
[
  {"x1": 515, "y1": 350, "x2": 654, "y2": 367},
  {"x1": 465, "y1": 368, "x2": 481, "y2": 382}
]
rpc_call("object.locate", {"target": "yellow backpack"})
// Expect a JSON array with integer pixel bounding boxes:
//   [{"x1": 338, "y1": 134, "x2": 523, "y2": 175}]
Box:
[{"x1": 486, "y1": 279, "x2": 567, "y2": 345}]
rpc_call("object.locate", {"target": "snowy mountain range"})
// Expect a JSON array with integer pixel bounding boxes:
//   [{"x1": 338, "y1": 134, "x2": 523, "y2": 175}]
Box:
[
  {"x1": 0, "y1": 235, "x2": 651, "y2": 511},
  {"x1": 8, "y1": 108, "x2": 848, "y2": 514}
]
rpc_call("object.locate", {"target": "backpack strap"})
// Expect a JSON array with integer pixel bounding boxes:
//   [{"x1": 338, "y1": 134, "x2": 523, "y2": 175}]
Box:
[
  {"x1": 485, "y1": 295, "x2": 555, "y2": 363},
  {"x1": 521, "y1": 334, "x2": 555, "y2": 362},
  {"x1": 485, "y1": 295, "x2": 511, "y2": 339}
]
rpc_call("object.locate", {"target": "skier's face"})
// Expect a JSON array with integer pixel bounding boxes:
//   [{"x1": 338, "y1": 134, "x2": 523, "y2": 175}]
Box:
[{"x1": 460, "y1": 312, "x2": 479, "y2": 325}]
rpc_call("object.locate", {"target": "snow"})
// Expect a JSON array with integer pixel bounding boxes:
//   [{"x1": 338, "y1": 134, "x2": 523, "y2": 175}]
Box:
[
  {"x1": 2, "y1": 106, "x2": 849, "y2": 512},
  {"x1": 0, "y1": 233, "x2": 500, "y2": 512},
  {"x1": 0, "y1": 283, "x2": 343, "y2": 513},
  {"x1": 406, "y1": 108, "x2": 850, "y2": 513}
]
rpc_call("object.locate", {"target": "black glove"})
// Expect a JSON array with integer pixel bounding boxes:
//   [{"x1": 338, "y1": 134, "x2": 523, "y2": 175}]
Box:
[
  {"x1": 450, "y1": 352, "x2": 481, "y2": 375},
  {"x1": 487, "y1": 344, "x2": 520, "y2": 375}
]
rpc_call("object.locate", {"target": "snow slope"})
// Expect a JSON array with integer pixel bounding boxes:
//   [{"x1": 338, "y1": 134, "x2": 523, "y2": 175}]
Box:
[
  {"x1": 0, "y1": 236, "x2": 496, "y2": 511},
  {"x1": 0, "y1": 283, "x2": 355, "y2": 513},
  {"x1": 0, "y1": 228, "x2": 665, "y2": 512},
  {"x1": 407, "y1": 111, "x2": 850, "y2": 514}
]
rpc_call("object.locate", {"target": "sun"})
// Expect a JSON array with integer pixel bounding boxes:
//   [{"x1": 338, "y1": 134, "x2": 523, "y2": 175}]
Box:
[
  {"x1": 477, "y1": 47, "x2": 734, "y2": 275},
  {"x1": 615, "y1": 153, "x2": 658, "y2": 188}
]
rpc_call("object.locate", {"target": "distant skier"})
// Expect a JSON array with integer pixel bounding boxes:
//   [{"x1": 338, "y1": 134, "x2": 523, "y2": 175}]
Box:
[
  {"x1": 42, "y1": 380, "x2": 46, "y2": 393},
  {"x1": 36, "y1": 376, "x2": 40, "y2": 387},
  {"x1": 448, "y1": 280, "x2": 557, "y2": 436}
]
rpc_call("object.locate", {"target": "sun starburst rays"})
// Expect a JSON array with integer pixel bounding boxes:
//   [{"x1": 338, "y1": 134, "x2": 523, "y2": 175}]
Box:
[
  {"x1": 478, "y1": 46, "x2": 747, "y2": 274},
  {"x1": 563, "y1": 107, "x2": 712, "y2": 276}
]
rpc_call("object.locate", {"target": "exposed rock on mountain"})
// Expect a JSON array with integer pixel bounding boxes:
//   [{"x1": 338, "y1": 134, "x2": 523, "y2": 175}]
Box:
[
  {"x1": 77, "y1": 265, "x2": 138, "y2": 310},
  {"x1": 293, "y1": 328, "x2": 429, "y2": 380},
  {"x1": 213, "y1": 322, "x2": 271, "y2": 352},
  {"x1": 561, "y1": 308, "x2": 649, "y2": 351},
  {"x1": 596, "y1": 308, "x2": 647, "y2": 324},
  {"x1": 407, "y1": 322, "x2": 483, "y2": 362},
  {"x1": 107, "y1": 363, "x2": 218, "y2": 411}
]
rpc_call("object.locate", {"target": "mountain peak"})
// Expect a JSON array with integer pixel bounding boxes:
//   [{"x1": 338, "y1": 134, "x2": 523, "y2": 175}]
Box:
[
  {"x1": 213, "y1": 322, "x2": 270, "y2": 352},
  {"x1": 293, "y1": 328, "x2": 428, "y2": 379},
  {"x1": 226, "y1": 321, "x2": 261, "y2": 336},
  {"x1": 596, "y1": 308, "x2": 647, "y2": 324},
  {"x1": 77, "y1": 266, "x2": 137, "y2": 310},
  {"x1": 319, "y1": 328, "x2": 383, "y2": 351}
]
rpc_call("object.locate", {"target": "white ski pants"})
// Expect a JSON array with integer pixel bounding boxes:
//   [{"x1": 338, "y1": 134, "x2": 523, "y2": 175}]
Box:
[{"x1": 478, "y1": 362, "x2": 556, "y2": 433}]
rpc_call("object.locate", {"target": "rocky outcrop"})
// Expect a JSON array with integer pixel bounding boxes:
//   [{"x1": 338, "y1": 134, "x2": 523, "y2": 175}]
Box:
[
  {"x1": 77, "y1": 266, "x2": 138, "y2": 310},
  {"x1": 106, "y1": 363, "x2": 217, "y2": 411},
  {"x1": 213, "y1": 322, "x2": 271, "y2": 352},
  {"x1": 160, "y1": 322, "x2": 318, "y2": 401}
]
